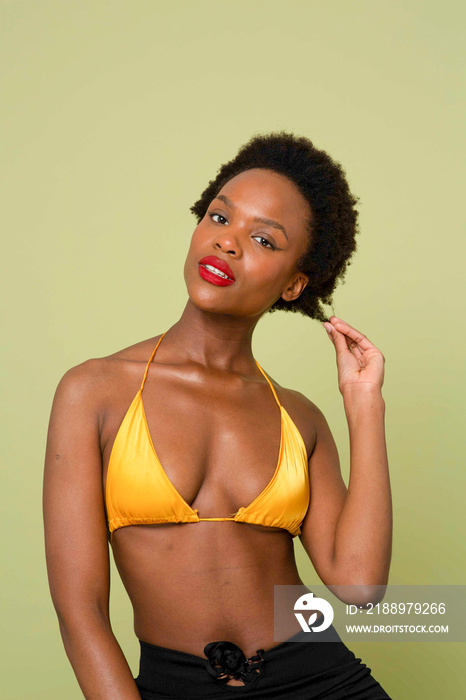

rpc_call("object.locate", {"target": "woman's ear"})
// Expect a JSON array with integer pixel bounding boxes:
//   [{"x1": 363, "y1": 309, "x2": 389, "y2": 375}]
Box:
[{"x1": 281, "y1": 272, "x2": 309, "y2": 303}]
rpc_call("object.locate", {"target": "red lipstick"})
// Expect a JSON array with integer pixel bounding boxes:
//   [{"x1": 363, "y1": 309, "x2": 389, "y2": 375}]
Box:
[{"x1": 198, "y1": 256, "x2": 235, "y2": 287}]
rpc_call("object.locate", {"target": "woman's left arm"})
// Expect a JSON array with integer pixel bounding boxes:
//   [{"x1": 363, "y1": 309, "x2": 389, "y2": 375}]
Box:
[{"x1": 300, "y1": 316, "x2": 392, "y2": 599}]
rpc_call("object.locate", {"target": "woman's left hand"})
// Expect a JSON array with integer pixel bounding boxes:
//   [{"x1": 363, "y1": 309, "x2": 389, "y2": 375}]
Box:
[{"x1": 323, "y1": 316, "x2": 385, "y2": 394}]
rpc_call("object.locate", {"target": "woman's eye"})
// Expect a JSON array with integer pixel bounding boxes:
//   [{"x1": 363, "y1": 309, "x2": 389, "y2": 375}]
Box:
[
  {"x1": 209, "y1": 212, "x2": 228, "y2": 225},
  {"x1": 253, "y1": 236, "x2": 276, "y2": 250}
]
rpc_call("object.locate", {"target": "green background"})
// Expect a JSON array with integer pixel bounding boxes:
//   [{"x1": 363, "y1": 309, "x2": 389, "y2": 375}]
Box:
[{"x1": 1, "y1": 1, "x2": 465, "y2": 697}]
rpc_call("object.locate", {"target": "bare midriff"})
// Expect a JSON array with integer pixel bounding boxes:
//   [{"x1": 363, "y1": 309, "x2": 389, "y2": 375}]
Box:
[{"x1": 111, "y1": 520, "x2": 309, "y2": 660}]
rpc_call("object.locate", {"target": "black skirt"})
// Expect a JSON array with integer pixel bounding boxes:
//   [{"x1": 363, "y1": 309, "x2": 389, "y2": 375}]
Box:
[{"x1": 135, "y1": 625, "x2": 392, "y2": 699}]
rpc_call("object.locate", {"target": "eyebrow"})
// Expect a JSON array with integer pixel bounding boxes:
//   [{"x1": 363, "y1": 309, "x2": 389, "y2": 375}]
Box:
[{"x1": 214, "y1": 194, "x2": 289, "y2": 241}]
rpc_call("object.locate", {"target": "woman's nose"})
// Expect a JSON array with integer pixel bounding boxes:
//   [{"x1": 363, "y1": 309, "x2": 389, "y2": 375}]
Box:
[{"x1": 214, "y1": 229, "x2": 242, "y2": 256}]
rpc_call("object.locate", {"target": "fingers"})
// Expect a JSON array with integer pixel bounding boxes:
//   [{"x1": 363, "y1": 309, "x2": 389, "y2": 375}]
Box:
[
  {"x1": 323, "y1": 320, "x2": 351, "y2": 355},
  {"x1": 323, "y1": 317, "x2": 385, "y2": 378},
  {"x1": 327, "y1": 316, "x2": 374, "y2": 352}
]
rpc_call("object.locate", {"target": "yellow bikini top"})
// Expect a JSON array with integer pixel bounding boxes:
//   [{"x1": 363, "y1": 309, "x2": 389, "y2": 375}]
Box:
[{"x1": 106, "y1": 332, "x2": 310, "y2": 540}]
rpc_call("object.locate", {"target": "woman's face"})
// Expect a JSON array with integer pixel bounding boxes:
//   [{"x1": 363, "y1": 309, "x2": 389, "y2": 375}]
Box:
[{"x1": 184, "y1": 168, "x2": 312, "y2": 318}]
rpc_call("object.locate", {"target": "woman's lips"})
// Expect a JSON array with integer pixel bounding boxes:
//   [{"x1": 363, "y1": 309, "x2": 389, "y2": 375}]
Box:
[{"x1": 198, "y1": 255, "x2": 235, "y2": 287}]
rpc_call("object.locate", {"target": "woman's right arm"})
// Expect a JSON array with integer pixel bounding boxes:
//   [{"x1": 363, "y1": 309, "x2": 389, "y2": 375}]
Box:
[{"x1": 43, "y1": 361, "x2": 141, "y2": 699}]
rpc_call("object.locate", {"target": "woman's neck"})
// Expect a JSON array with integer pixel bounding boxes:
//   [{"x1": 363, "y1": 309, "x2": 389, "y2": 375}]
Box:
[{"x1": 158, "y1": 299, "x2": 263, "y2": 372}]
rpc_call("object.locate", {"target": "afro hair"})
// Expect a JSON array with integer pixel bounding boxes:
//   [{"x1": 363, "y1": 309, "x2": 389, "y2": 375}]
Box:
[{"x1": 190, "y1": 131, "x2": 360, "y2": 322}]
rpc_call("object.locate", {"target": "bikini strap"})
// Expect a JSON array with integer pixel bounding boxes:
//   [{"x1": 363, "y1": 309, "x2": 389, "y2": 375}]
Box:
[
  {"x1": 254, "y1": 359, "x2": 281, "y2": 408},
  {"x1": 140, "y1": 332, "x2": 167, "y2": 392}
]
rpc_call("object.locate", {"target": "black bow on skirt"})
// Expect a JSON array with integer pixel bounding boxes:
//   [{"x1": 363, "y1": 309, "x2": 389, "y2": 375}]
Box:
[{"x1": 204, "y1": 640, "x2": 265, "y2": 685}]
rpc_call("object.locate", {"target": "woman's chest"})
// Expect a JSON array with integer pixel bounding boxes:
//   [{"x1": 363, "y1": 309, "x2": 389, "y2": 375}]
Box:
[{"x1": 102, "y1": 374, "x2": 288, "y2": 512}]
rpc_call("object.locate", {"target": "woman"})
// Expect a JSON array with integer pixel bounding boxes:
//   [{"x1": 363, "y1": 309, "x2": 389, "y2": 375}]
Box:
[{"x1": 43, "y1": 132, "x2": 392, "y2": 699}]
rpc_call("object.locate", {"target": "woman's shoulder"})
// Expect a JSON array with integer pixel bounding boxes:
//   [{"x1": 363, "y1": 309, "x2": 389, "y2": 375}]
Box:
[
  {"x1": 54, "y1": 334, "x2": 165, "y2": 404},
  {"x1": 262, "y1": 367, "x2": 325, "y2": 423},
  {"x1": 268, "y1": 378, "x2": 327, "y2": 460}
]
